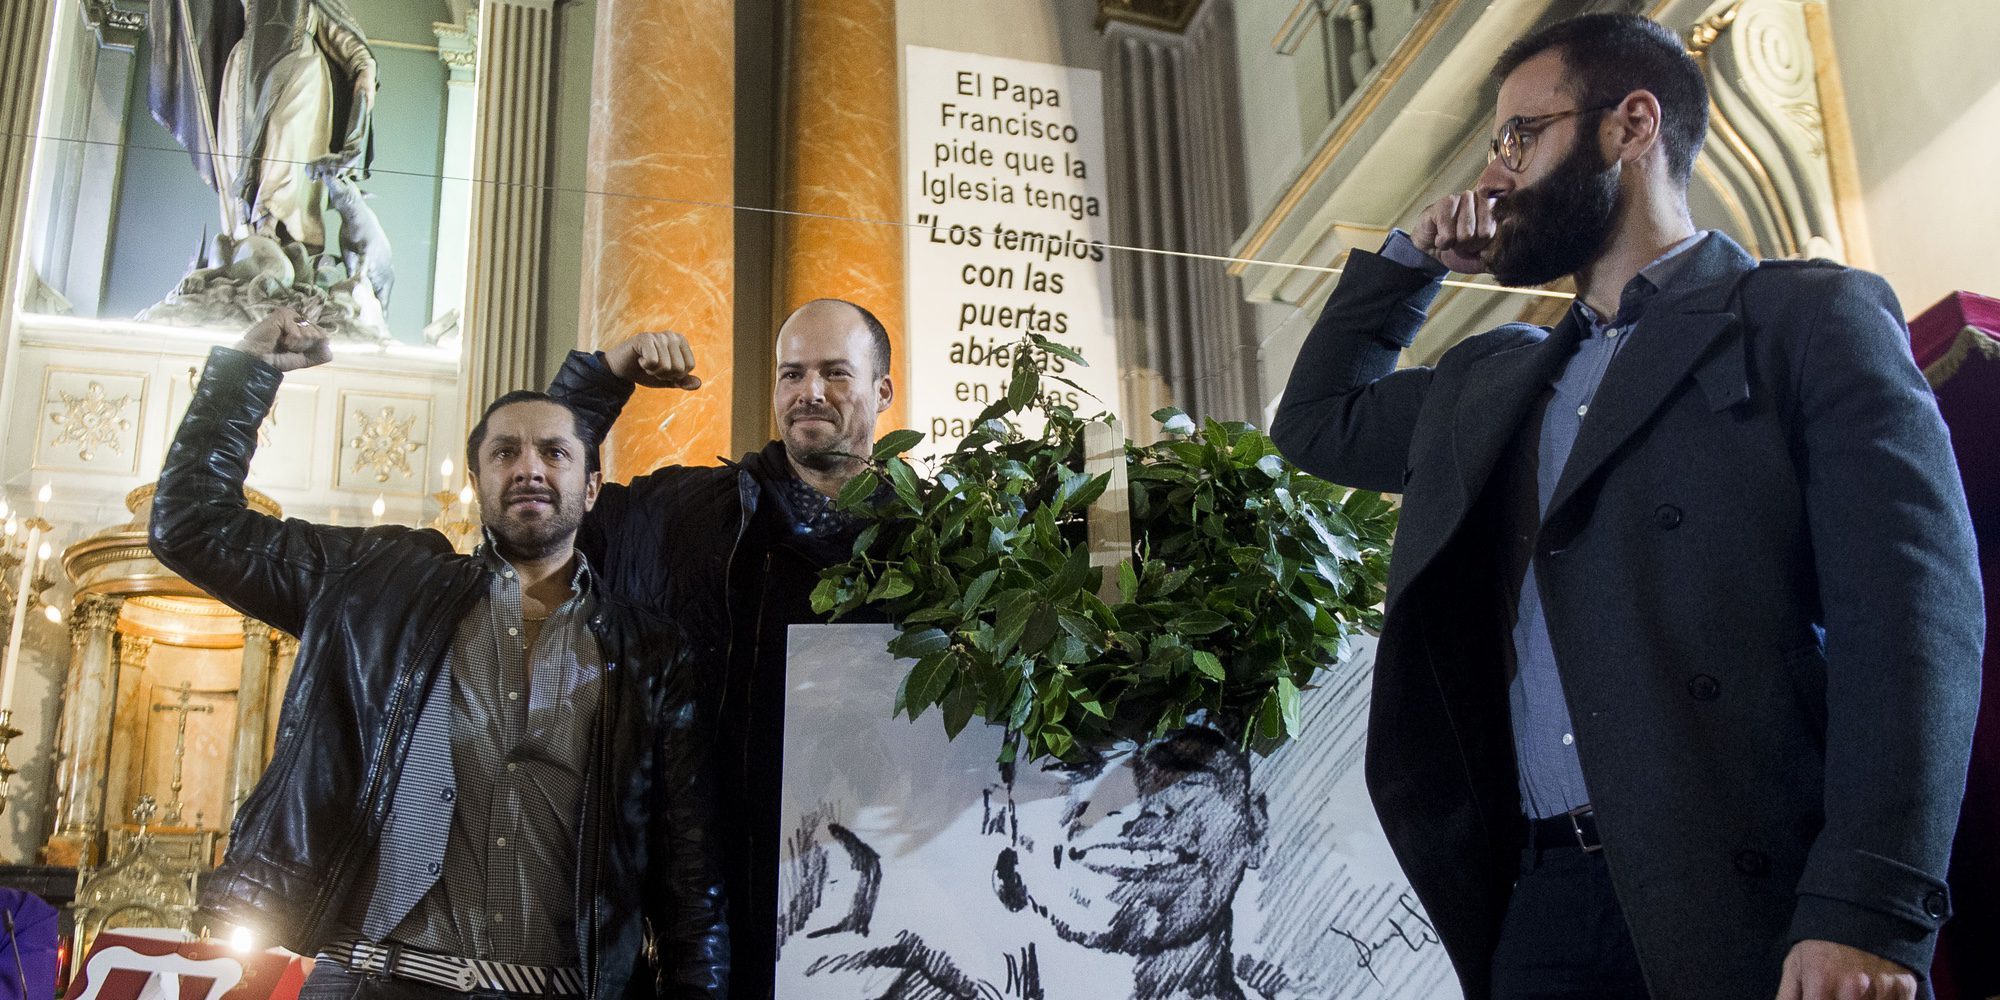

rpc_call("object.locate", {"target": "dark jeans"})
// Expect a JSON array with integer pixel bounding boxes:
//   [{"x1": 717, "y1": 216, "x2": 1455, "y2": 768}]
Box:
[
  {"x1": 1490, "y1": 845, "x2": 1652, "y2": 1000},
  {"x1": 299, "y1": 958, "x2": 574, "y2": 1000}
]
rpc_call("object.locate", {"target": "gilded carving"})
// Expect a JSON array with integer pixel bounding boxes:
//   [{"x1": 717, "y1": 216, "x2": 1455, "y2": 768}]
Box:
[
  {"x1": 347, "y1": 406, "x2": 423, "y2": 484},
  {"x1": 72, "y1": 596, "x2": 122, "y2": 640},
  {"x1": 48, "y1": 382, "x2": 137, "y2": 462},
  {"x1": 1687, "y1": 0, "x2": 1851, "y2": 261}
]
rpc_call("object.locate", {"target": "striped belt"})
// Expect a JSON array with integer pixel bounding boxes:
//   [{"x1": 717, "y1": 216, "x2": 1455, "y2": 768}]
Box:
[{"x1": 320, "y1": 940, "x2": 585, "y2": 996}]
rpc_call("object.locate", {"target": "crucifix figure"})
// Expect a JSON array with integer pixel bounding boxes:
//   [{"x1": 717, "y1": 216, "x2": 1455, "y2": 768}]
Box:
[{"x1": 151, "y1": 682, "x2": 213, "y2": 826}]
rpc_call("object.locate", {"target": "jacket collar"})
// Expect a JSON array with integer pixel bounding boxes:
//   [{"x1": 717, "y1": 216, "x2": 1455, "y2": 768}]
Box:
[{"x1": 1446, "y1": 231, "x2": 1758, "y2": 526}]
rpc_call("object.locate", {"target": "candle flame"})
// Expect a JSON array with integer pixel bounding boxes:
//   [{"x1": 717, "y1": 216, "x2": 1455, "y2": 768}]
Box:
[
  {"x1": 457, "y1": 484, "x2": 474, "y2": 505},
  {"x1": 371, "y1": 495, "x2": 387, "y2": 518},
  {"x1": 35, "y1": 484, "x2": 51, "y2": 504},
  {"x1": 44, "y1": 605, "x2": 61, "y2": 624},
  {"x1": 441, "y1": 458, "x2": 455, "y2": 480}
]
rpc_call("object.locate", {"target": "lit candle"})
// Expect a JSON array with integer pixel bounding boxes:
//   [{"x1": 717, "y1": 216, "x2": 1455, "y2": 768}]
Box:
[
  {"x1": 370, "y1": 494, "x2": 386, "y2": 525},
  {"x1": 457, "y1": 483, "x2": 473, "y2": 518},
  {"x1": 1, "y1": 510, "x2": 45, "y2": 714},
  {"x1": 440, "y1": 458, "x2": 455, "y2": 483},
  {"x1": 0, "y1": 497, "x2": 9, "y2": 520},
  {"x1": 34, "y1": 484, "x2": 50, "y2": 514}
]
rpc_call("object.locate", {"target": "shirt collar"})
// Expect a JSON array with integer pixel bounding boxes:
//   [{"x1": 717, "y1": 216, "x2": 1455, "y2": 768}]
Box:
[
  {"x1": 474, "y1": 529, "x2": 594, "y2": 595},
  {"x1": 1572, "y1": 230, "x2": 1713, "y2": 334}
]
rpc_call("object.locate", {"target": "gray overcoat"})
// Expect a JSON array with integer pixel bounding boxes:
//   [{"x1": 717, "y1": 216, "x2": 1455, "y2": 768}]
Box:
[{"x1": 1271, "y1": 233, "x2": 1984, "y2": 999}]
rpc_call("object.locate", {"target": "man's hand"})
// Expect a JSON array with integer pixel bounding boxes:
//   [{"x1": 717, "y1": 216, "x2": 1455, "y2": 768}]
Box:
[
  {"x1": 606, "y1": 330, "x2": 703, "y2": 390},
  {"x1": 1411, "y1": 190, "x2": 1497, "y2": 274},
  {"x1": 1776, "y1": 939, "x2": 1917, "y2": 1000},
  {"x1": 234, "y1": 307, "x2": 332, "y2": 372}
]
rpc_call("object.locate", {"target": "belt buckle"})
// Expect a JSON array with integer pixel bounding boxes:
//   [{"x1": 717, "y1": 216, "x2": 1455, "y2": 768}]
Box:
[
  {"x1": 443, "y1": 960, "x2": 479, "y2": 992},
  {"x1": 1566, "y1": 805, "x2": 1601, "y2": 853},
  {"x1": 356, "y1": 941, "x2": 402, "y2": 978}
]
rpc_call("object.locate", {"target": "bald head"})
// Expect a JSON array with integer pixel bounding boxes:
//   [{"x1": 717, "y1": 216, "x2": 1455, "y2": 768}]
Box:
[{"x1": 772, "y1": 299, "x2": 895, "y2": 485}]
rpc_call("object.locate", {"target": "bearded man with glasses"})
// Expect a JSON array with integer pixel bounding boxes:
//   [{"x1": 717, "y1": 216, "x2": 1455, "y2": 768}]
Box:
[{"x1": 1272, "y1": 13, "x2": 1981, "y2": 1000}]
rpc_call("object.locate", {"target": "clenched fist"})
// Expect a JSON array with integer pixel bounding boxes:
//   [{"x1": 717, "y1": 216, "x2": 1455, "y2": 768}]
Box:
[
  {"x1": 606, "y1": 330, "x2": 703, "y2": 390},
  {"x1": 235, "y1": 307, "x2": 332, "y2": 372},
  {"x1": 1411, "y1": 190, "x2": 1498, "y2": 274}
]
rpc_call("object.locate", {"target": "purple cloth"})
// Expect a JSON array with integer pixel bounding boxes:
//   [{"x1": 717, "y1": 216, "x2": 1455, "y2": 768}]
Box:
[{"x1": 0, "y1": 888, "x2": 58, "y2": 1000}]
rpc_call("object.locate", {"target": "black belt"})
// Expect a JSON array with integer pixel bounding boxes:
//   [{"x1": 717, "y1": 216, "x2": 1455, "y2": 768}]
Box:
[{"x1": 1527, "y1": 806, "x2": 1602, "y2": 853}]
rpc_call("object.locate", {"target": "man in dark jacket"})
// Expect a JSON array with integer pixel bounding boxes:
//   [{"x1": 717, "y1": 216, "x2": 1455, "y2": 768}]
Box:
[
  {"x1": 549, "y1": 298, "x2": 893, "y2": 999},
  {"x1": 1270, "y1": 13, "x2": 1982, "y2": 1000},
  {"x1": 150, "y1": 308, "x2": 728, "y2": 1000}
]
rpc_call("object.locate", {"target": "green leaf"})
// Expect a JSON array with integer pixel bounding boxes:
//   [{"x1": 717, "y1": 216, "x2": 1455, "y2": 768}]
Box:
[
  {"x1": 872, "y1": 428, "x2": 926, "y2": 460},
  {"x1": 1021, "y1": 604, "x2": 1059, "y2": 657},
  {"x1": 1255, "y1": 454, "x2": 1285, "y2": 479},
  {"x1": 1154, "y1": 407, "x2": 1196, "y2": 436},
  {"x1": 836, "y1": 469, "x2": 880, "y2": 510},
  {"x1": 993, "y1": 589, "x2": 1036, "y2": 659},
  {"x1": 1277, "y1": 674, "x2": 1302, "y2": 736},
  {"x1": 885, "y1": 458, "x2": 922, "y2": 509},
  {"x1": 1006, "y1": 364, "x2": 1041, "y2": 412},
  {"x1": 810, "y1": 576, "x2": 842, "y2": 615},
  {"x1": 959, "y1": 568, "x2": 1001, "y2": 613},
  {"x1": 1031, "y1": 335, "x2": 1088, "y2": 367},
  {"x1": 1192, "y1": 650, "x2": 1226, "y2": 680},
  {"x1": 1116, "y1": 560, "x2": 1139, "y2": 604},
  {"x1": 940, "y1": 679, "x2": 979, "y2": 739},
  {"x1": 1173, "y1": 610, "x2": 1230, "y2": 636},
  {"x1": 888, "y1": 626, "x2": 951, "y2": 659},
  {"x1": 904, "y1": 651, "x2": 956, "y2": 716},
  {"x1": 869, "y1": 569, "x2": 915, "y2": 602}
]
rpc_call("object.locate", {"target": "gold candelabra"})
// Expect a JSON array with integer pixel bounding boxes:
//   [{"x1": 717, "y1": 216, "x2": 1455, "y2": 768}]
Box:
[
  {"x1": 429, "y1": 459, "x2": 481, "y2": 552},
  {"x1": 0, "y1": 485, "x2": 61, "y2": 851}
]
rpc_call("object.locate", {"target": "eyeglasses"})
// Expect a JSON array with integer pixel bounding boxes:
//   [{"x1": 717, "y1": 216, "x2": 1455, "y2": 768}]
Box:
[{"x1": 1486, "y1": 103, "x2": 1619, "y2": 172}]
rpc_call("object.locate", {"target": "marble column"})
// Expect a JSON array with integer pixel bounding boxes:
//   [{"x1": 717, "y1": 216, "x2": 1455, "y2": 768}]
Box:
[
  {"x1": 265, "y1": 632, "x2": 297, "y2": 759},
  {"x1": 1100, "y1": 0, "x2": 1259, "y2": 431},
  {"x1": 42, "y1": 595, "x2": 121, "y2": 867},
  {"x1": 774, "y1": 0, "x2": 906, "y2": 433},
  {"x1": 578, "y1": 0, "x2": 736, "y2": 478},
  {"x1": 1, "y1": 0, "x2": 58, "y2": 349},
  {"x1": 461, "y1": 0, "x2": 557, "y2": 433},
  {"x1": 432, "y1": 13, "x2": 479, "y2": 333},
  {"x1": 228, "y1": 619, "x2": 275, "y2": 825}
]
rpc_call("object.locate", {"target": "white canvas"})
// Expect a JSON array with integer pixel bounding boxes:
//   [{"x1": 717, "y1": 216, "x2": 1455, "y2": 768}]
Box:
[{"x1": 777, "y1": 624, "x2": 1461, "y2": 1000}]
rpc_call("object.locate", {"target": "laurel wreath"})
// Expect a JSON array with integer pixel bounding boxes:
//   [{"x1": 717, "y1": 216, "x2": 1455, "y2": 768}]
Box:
[{"x1": 812, "y1": 335, "x2": 1396, "y2": 762}]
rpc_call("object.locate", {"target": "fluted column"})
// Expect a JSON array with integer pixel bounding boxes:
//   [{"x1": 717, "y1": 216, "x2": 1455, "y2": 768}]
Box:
[
  {"x1": 461, "y1": 0, "x2": 558, "y2": 431},
  {"x1": 1, "y1": 0, "x2": 58, "y2": 360},
  {"x1": 1101, "y1": 0, "x2": 1258, "y2": 432},
  {"x1": 578, "y1": 0, "x2": 736, "y2": 478},
  {"x1": 228, "y1": 619, "x2": 275, "y2": 824},
  {"x1": 774, "y1": 0, "x2": 906, "y2": 432},
  {"x1": 42, "y1": 596, "x2": 122, "y2": 867}
]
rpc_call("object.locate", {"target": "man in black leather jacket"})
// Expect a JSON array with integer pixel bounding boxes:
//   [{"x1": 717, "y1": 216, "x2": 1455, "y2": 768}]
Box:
[
  {"x1": 547, "y1": 299, "x2": 893, "y2": 998},
  {"x1": 150, "y1": 309, "x2": 728, "y2": 999}
]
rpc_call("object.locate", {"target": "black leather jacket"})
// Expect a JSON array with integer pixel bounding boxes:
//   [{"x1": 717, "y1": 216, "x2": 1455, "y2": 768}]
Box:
[{"x1": 151, "y1": 348, "x2": 728, "y2": 999}]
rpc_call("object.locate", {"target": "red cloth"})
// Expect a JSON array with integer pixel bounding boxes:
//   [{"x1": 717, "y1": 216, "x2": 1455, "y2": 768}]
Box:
[
  {"x1": 61, "y1": 930, "x2": 306, "y2": 1000},
  {"x1": 1912, "y1": 291, "x2": 2000, "y2": 1000}
]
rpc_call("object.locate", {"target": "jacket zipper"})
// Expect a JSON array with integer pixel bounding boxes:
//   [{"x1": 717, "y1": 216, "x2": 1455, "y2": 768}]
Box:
[{"x1": 300, "y1": 568, "x2": 484, "y2": 943}]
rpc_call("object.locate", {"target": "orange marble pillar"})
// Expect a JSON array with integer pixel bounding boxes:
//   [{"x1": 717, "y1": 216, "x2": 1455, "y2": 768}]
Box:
[
  {"x1": 578, "y1": 0, "x2": 736, "y2": 478},
  {"x1": 776, "y1": 0, "x2": 908, "y2": 435}
]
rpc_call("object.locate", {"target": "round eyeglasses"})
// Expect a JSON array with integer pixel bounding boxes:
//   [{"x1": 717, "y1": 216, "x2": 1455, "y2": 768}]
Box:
[{"x1": 1487, "y1": 103, "x2": 1619, "y2": 172}]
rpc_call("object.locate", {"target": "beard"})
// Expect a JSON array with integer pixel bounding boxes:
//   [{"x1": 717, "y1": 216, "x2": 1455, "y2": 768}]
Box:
[
  {"x1": 1486, "y1": 132, "x2": 1622, "y2": 287},
  {"x1": 482, "y1": 486, "x2": 585, "y2": 560}
]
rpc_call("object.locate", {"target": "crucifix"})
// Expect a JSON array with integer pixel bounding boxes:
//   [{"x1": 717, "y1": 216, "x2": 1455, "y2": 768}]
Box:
[{"x1": 150, "y1": 682, "x2": 212, "y2": 825}]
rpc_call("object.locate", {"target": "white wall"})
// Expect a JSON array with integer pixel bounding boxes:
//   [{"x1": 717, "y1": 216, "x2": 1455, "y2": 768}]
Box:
[{"x1": 1829, "y1": 0, "x2": 2000, "y2": 314}]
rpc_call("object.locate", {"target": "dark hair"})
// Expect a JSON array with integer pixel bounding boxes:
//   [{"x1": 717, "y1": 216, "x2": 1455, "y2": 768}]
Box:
[
  {"x1": 802, "y1": 298, "x2": 892, "y2": 381},
  {"x1": 465, "y1": 390, "x2": 601, "y2": 477},
  {"x1": 1493, "y1": 13, "x2": 1709, "y2": 185}
]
